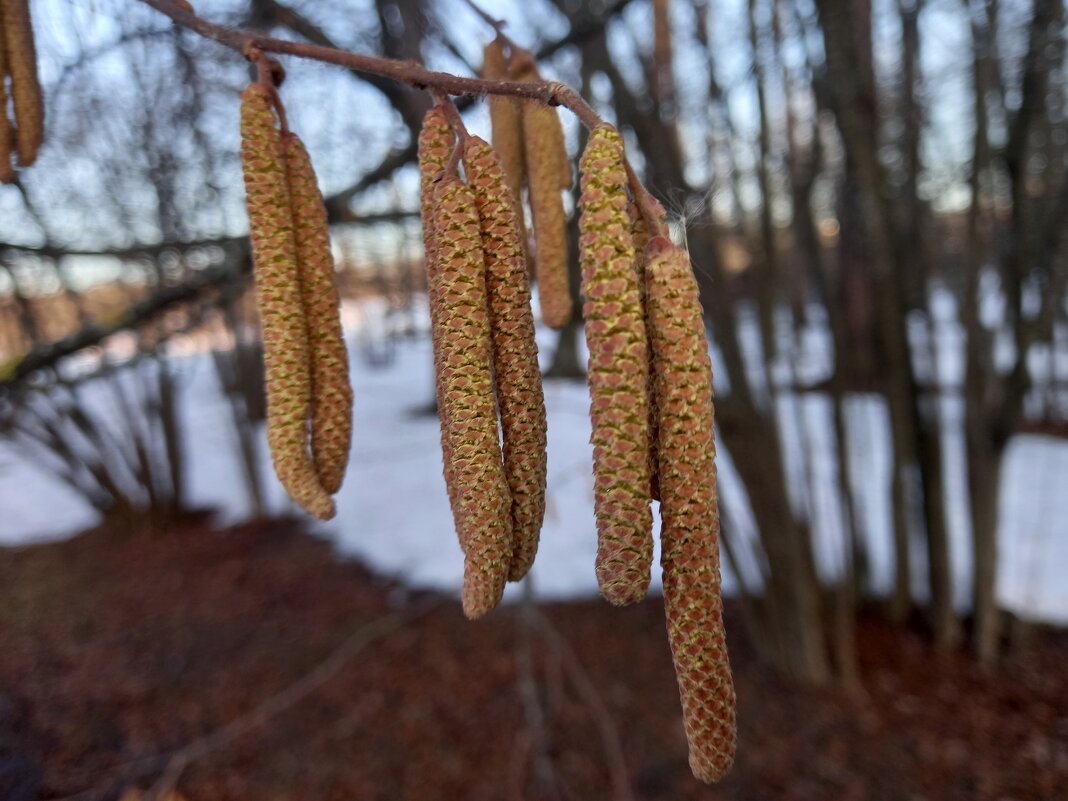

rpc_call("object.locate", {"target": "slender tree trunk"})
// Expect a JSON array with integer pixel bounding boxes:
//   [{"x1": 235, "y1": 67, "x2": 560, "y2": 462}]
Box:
[
  {"x1": 967, "y1": 434, "x2": 1001, "y2": 662},
  {"x1": 545, "y1": 321, "x2": 585, "y2": 379}
]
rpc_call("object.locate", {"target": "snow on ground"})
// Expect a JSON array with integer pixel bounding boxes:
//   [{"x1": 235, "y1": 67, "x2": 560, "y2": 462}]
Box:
[{"x1": 0, "y1": 297, "x2": 1065, "y2": 622}]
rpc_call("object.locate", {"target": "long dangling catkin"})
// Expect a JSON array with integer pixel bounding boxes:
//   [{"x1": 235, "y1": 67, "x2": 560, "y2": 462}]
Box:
[
  {"x1": 482, "y1": 40, "x2": 527, "y2": 255},
  {"x1": 281, "y1": 132, "x2": 353, "y2": 495},
  {"x1": 463, "y1": 135, "x2": 547, "y2": 582},
  {"x1": 629, "y1": 201, "x2": 661, "y2": 503},
  {"x1": 518, "y1": 63, "x2": 572, "y2": 329},
  {"x1": 240, "y1": 83, "x2": 334, "y2": 520},
  {"x1": 1, "y1": 0, "x2": 42, "y2": 166},
  {"x1": 644, "y1": 235, "x2": 736, "y2": 783},
  {"x1": 432, "y1": 175, "x2": 514, "y2": 618},
  {"x1": 0, "y1": 8, "x2": 15, "y2": 184},
  {"x1": 578, "y1": 124, "x2": 653, "y2": 606},
  {"x1": 417, "y1": 105, "x2": 463, "y2": 527}
]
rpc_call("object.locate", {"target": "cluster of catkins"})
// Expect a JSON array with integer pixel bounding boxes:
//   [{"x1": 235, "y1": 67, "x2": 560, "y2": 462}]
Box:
[
  {"x1": 239, "y1": 79, "x2": 353, "y2": 521},
  {"x1": 240, "y1": 47, "x2": 735, "y2": 783},
  {"x1": 0, "y1": 0, "x2": 43, "y2": 182},
  {"x1": 481, "y1": 39, "x2": 573, "y2": 330}
]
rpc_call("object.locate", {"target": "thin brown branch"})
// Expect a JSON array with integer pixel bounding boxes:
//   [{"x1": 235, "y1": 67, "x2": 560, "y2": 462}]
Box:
[
  {"x1": 515, "y1": 580, "x2": 562, "y2": 800},
  {"x1": 535, "y1": 0, "x2": 640, "y2": 61},
  {"x1": 0, "y1": 260, "x2": 248, "y2": 387},
  {"x1": 139, "y1": 0, "x2": 604, "y2": 131},
  {"x1": 625, "y1": 160, "x2": 668, "y2": 240},
  {"x1": 436, "y1": 94, "x2": 470, "y2": 140},
  {"x1": 459, "y1": 0, "x2": 510, "y2": 40}
]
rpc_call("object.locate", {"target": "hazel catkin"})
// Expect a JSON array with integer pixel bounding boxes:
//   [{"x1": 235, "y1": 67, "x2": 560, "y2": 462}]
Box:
[
  {"x1": 629, "y1": 200, "x2": 663, "y2": 503},
  {"x1": 1, "y1": 0, "x2": 42, "y2": 167},
  {"x1": 240, "y1": 83, "x2": 334, "y2": 520},
  {"x1": 518, "y1": 63, "x2": 572, "y2": 329},
  {"x1": 282, "y1": 131, "x2": 353, "y2": 495},
  {"x1": 578, "y1": 124, "x2": 653, "y2": 606},
  {"x1": 463, "y1": 135, "x2": 547, "y2": 582},
  {"x1": 417, "y1": 105, "x2": 463, "y2": 526},
  {"x1": 432, "y1": 175, "x2": 513, "y2": 619},
  {"x1": 644, "y1": 235, "x2": 736, "y2": 783}
]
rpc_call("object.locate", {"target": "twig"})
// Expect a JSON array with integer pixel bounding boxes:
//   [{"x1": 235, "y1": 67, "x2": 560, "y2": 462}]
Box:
[
  {"x1": 138, "y1": 0, "x2": 605, "y2": 131},
  {"x1": 436, "y1": 94, "x2": 470, "y2": 140},
  {"x1": 459, "y1": 0, "x2": 510, "y2": 41},
  {"x1": 624, "y1": 160, "x2": 669, "y2": 240},
  {"x1": 515, "y1": 578, "x2": 562, "y2": 800},
  {"x1": 0, "y1": 259, "x2": 249, "y2": 388},
  {"x1": 435, "y1": 95, "x2": 469, "y2": 179},
  {"x1": 251, "y1": 49, "x2": 289, "y2": 133}
]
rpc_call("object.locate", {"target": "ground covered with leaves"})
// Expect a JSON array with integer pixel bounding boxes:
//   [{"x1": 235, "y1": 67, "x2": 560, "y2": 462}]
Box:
[{"x1": 1, "y1": 517, "x2": 1065, "y2": 801}]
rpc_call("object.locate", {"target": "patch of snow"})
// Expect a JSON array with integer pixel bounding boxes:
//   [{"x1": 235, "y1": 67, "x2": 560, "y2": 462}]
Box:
[{"x1": 0, "y1": 297, "x2": 1065, "y2": 623}]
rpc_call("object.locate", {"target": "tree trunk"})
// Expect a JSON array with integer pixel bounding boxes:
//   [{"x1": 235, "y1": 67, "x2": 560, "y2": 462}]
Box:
[
  {"x1": 968, "y1": 434, "x2": 1001, "y2": 662},
  {"x1": 545, "y1": 321, "x2": 585, "y2": 379}
]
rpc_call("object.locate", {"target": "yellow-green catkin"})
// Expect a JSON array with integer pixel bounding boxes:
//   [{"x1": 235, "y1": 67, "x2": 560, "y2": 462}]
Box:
[
  {"x1": 463, "y1": 135, "x2": 547, "y2": 582},
  {"x1": 417, "y1": 105, "x2": 462, "y2": 526},
  {"x1": 432, "y1": 175, "x2": 513, "y2": 619},
  {"x1": 629, "y1": 200, "x2": 663, "y2": 503},
  {"x1": 0, "y1": 7, "x2": 14, "y2": 184},
  {"x1": 282, "y1": 132, "x2": 353, "y2": 495},
  {"x1": 240, "y1": 84, "x2": 334, "y2": 520},
  {"x1": 644, "y1": 235, "x2": 736, "y2": 783},
  {"x1": 578, "y1": 124, "x2": 653, "y2": 606},
  {"x1": 518, "y1": 63, "x2": 572, "y2": 329},
  {"x1": 1, "y1": 0, "x2": 42, "y2": 167},
  {"x1": 482, "y1": 39, "x2": 527, "y2": 256}
]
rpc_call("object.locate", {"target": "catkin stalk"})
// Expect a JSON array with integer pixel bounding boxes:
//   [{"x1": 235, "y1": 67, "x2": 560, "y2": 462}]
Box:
[
  {"x1": 518, "y1": 63, "x2": 572, "y2": 329},
  {"x1": 463, "y1": 135, "x2": 547, "y2": 582},
  {"x1": 240, "y1": 83, "x2": 334, "y2": 520},
  {"x1": 417, "y1": 105, "x2": 463, "y2": 528},
  {"x1": 432, "y1": 175, "x2": 513, "y2": 619},
  {"x1": 282, "y1": 132, "x2": 353, "y2": 495},
  {"x1": 1, "y1": 0, "x2": 42, "y2": 166},
  {"x1": 578, "y1": 125, "x2": 653, "y2": 606},
  {"x1": 644, "y1": 236, "x2": 736, "y2": 783}
]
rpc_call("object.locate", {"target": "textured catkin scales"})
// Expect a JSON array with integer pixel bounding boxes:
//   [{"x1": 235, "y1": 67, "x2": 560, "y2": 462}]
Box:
[
  {"x1": 519, "y1": 65, "x2": 572, "y2": 329},
  {"x1": 240, "y1": 84, "x2": 334, "y2": 520},
  {"x1": 463, "y1": 136, "x2": 547, "y2": 582},
  {"x1": 645, "y1": 236, "x2": 736, "y2": 783},
  {"x1": 417, "y1": 106, "x2": 462, "y2": 524},
  {"x1": 629, "y1": 201, "x2": 662, "y2": 503},
  {"x1": 1, "y1": 0, "x2": 42, "y2": 167},
  {"x1": 432, "y1": 176, "x2": 513, "y2": 619},
  {"x1": 481, "y1": 40, "x2": 527, "y2": 256},
  {"x1": 578, "y1": 125, "x2": 653, "y2": 606},
  {"x1": 282, "y1": 132, "x2": 353, "y2": 495}
]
